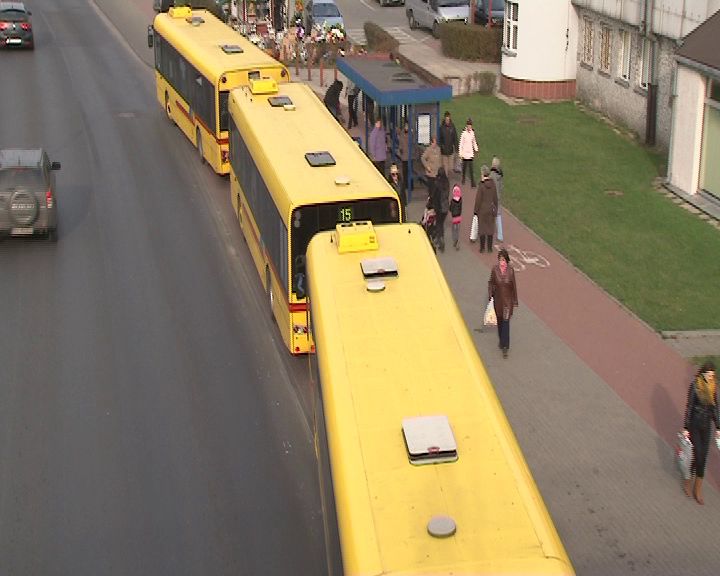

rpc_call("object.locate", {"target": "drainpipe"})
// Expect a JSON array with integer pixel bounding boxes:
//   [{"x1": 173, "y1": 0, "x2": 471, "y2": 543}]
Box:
[{"x1": 644, "y1": 0, "x2": 658, "y2": 146}]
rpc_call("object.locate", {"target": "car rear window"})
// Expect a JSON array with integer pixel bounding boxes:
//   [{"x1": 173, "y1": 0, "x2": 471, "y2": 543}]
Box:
[
  {"x1": 0, "y1": 9, "x2": 28, "y2": 22},
  {"x1": 0, "y1": 168, "x2": 45, "y2": 189}
]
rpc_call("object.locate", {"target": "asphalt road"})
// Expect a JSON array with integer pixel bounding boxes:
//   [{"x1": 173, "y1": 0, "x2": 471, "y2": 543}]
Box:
[
  {"x1": 334, "y1": 0, "x2": 435, "y2": 46},
  {"x1": 0, "y1": 0, "x2": 323, "y2": 574}
]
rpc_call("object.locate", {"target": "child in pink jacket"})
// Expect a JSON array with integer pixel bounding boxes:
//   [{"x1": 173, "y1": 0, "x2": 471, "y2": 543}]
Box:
[{"x1": 450, "y1": 183, "x2": 462, "y2": 250}]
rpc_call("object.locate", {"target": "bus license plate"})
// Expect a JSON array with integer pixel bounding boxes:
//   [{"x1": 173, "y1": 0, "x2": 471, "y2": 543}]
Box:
[{"x1": 11, "y1": 227, "x2": 34, "y2": 235}]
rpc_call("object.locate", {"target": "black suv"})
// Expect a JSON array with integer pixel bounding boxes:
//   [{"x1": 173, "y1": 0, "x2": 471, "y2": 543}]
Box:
[
  {"x1": 0, "y1": 149, "x2": 60, "y2": 241},
  {"x1": 0, "y1": 1, "x2": 33, "y2": 49}
]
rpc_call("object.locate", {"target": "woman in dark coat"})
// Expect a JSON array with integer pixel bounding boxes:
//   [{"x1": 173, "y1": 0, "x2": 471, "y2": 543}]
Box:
[
  {"x1": 473, "y1": 165, "x2": 498, "y2": 253},
  {"x1": 488, "y1": 248, "x2": 518, "y2": 358},
  {"x1": 323, "y1": 79, "x2": 343, "y2": 121},
  {"x1": 682, "y1": 361, "x2": 719, "y2": 504},
  {"x1": 431, "y1": 167, "x2": 450, "y2": 252}
]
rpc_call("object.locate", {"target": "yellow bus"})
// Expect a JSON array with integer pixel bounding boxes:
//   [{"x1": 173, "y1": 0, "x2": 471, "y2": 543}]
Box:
[
  {"x1": 306, "y1": 221, "x2": 575, "y2": 576},
  {"x1": 148, "y1": 7, "x2": 289, "y2": 174},
  {"x1": 228, "y1": 83, "x2": 401, "y2": 354}
]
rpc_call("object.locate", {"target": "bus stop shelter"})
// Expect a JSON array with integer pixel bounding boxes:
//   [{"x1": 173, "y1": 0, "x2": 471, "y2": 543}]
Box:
[{"x1": 336, "y1": 55, "x2": 452, "y2": 199}]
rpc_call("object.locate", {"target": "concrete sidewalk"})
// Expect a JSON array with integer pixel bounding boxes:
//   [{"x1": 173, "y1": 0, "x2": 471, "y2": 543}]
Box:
[
  {"x1": 296, "y1": 50, "x2": 720, "y2": 576},
  {"x1": 405, "y1": 191, "x2": 720, "y2": 576}
]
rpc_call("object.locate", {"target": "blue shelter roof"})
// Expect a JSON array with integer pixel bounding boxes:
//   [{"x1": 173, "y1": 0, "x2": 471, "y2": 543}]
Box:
[{"x1": 337, "y1": 56, "x2": 452, "y2": 106}]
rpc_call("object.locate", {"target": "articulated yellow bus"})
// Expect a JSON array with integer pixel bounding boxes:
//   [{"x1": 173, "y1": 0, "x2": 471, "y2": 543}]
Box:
[
  {"x1": 306, "y1": 221, "x2": 575, "y2": 576},
  {"x1": 228, "y1": 83, "x2": 401, "y2": 354},
  {"x1": 148, "y1": 7, "x2": 289, "y2": 174}
]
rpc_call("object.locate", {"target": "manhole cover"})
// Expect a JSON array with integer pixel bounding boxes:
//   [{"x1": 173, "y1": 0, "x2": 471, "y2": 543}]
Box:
[{"x1": 517, "y1": 115, "x2": 540, "y2": 125}]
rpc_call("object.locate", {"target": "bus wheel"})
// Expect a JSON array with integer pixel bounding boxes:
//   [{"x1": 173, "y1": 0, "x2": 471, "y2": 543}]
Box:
[
  {"x1": 265, "y1": 268, "x2": 276, "y2": 322},
  {"x1": 164, "y1": 92, "x2": 173, "y2": 122},
  {"x1": 196, "y1": 127, "x2": 205, "y2": 164}
]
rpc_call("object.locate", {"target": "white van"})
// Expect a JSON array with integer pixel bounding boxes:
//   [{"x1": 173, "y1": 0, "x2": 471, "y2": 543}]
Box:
[{"x1": 406, "y1": 0, "x2": 469, "y2": 38}]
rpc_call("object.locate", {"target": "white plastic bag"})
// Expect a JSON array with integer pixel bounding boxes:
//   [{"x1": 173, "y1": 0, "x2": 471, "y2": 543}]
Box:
[
  {"x1": 676, "y1": 432, "x2": 693, "y2": 480},
  {"x1": 470, "y1": 214, "x2": 479, "y2": 242},
  {"x1": 484, "y1": 298, "x2": 497, "y2": 327}
]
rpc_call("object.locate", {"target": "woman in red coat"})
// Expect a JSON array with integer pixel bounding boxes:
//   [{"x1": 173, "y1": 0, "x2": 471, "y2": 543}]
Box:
[{"x1": 488, "y1": 248, "x2": 518, "y2": 358}]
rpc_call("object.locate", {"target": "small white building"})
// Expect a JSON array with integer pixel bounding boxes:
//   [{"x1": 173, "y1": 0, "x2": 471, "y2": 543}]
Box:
[
  {"x1": 668, "y1": 10, "x2": 720, "y2": 200},
  {"x1": 500, "y1": 0, "x2": 579, "y2": 100},
  {"x1": 500, "y1": 0, "x2": 719, "y2": 151}
]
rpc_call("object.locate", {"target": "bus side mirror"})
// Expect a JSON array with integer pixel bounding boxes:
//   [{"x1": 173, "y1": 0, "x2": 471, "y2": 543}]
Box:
[{"x1": 147, "y1": 25, "x2": 154, "y2": 48}]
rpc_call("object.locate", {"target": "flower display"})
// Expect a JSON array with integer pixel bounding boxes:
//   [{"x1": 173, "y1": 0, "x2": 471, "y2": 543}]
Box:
[{"x1": 313, "y1": 21, "x2": 345, "y2": 43}]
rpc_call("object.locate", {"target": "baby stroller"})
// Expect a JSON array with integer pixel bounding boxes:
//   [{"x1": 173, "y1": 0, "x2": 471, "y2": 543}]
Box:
[{"x1": 420, "y1": 205, "x2": 438, "y2": 253}]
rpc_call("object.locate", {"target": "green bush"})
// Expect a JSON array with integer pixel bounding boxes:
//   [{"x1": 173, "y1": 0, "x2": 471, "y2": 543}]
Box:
[
  {"x1": 440, "y1": 23, "x2": 502, "y2": 62},
  {"x1": 363, "y1": 21, "x2": 400, "y2": 53},
  {"x1": 469, "y1": 71, "x2": 497, "y2": 94}
]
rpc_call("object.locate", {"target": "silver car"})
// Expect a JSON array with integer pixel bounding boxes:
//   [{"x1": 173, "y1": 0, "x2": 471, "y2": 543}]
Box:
[
  {"x1": 0, "y1": 149, "x2": 60, "y2": 241},
  {"x1": 304, "y1": 0, "x2": 344, "y2": 32}
]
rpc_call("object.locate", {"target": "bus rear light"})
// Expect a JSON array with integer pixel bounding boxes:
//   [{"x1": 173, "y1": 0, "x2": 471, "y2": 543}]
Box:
[
  {"x1": 293, "y1": 324, "x2": 308, "y2": 335},
  {"x1": 45, "y1": 189, "x2": 53, "y2": 208}
]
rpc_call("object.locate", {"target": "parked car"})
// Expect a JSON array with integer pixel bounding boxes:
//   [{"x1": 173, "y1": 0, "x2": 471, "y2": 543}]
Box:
[
  {"x1": 0, "y1": 149, "x2": 60, "y2": 241},
  {"x1": 0, "y1": 1, "x2": 33, "y2": 49},
  {"x1": 406, "y1": 0, "x2": 469, "y2": 38},
  {"x1": 304, "y1": 0, "x2": 344, "y2": 32},
  {"x1": 474, "y1": 0, "x2": 503, "y2": 25}
]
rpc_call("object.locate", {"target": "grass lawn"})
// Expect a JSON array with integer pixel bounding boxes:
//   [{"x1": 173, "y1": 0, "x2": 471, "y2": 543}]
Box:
[{"x1": 447, "y1": 95, "x2": 720, "y2": 331}]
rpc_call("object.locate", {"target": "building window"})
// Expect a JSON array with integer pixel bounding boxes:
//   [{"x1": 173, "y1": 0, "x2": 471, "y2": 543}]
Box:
[
  {"x1": 617, "y1": 29, "x2": 631, "y2": 81},
  {"x1": 504, "y1": 2, "x2": 518, "y2": 51},
  {"x1": 710, "y1": 79, "x2": 720, "y2": 103},
  {"x1": 582, "y1": 17, "x2": 594, "y2": 66},
  {"x1": 638, "y1": 37, "x2": 651, "y2": 89},
  {"x1": 599, "y1": 25, "x2": 611, "y2": 73}
]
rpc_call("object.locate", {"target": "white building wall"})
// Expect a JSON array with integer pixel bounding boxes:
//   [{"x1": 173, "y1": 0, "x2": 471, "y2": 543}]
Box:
[
  {"x1": 501, "y1": 0, "x2": 578, "y2": 81},
  {"x1": 668, "y1": 65, "x2": 706, "y2": 194}
]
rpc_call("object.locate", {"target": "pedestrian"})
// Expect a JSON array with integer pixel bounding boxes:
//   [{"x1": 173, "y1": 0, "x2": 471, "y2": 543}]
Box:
[
  {"x1": 682, "y1": 361, "x2": 719, "y2": 505},
  {"x1": 473, "y1": 165, "x2": 498, "y2": 253},
  {"x1": 421, "y1": 134, "x2": 441, "y2": 202},
  {"x1": 388, "y1": 163, "x2": 407, "y2": 222},
  {"x1": 458, "y1": 118, "x2": 479, "y2": 187},
  {"x1": 431, "y1": 167, "x2": 450, "y2": 252},
  {"x1": 363, "y1": 93, "x2": 375, "y2": 124},
  {"x1": 396, "y1": 120, "x2": 410, "y2": 190},
  {"x1": 449, "y1": 182, "x2": 462, "y2": 250},
  {"x1": 438, "y1": 111, "x2": 458, "y2": 179},
  {"x1": 488, "y1": 248, "x2": 518, "y2": 358},
  {"x1": 323, "y1": 79, "x2": 343, "y2": 122},
  {"x1": 368, "y1": 118, "x2": 387, "y2": 176},
  {"x1": 489, "y1": 156, "x2": 504, "y2": 243},
  {"x1": 421, "y1": 197, "x2": 437, "y2": 253},
  {"x1": 345, "y1": 79, "x2": 360, "y2": 129}
]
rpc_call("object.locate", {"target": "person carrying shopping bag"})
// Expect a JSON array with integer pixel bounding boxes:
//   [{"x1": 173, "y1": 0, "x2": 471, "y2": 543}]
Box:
[
  {"x1": 682, "y1": 361, "x2": 719, "y2": 504},
  {"x1": 488, "y1": 248, "x2": 518, "y2": 358},
  {"x1": 489, "y1": 156, "x2": 504, "y2": 243}
]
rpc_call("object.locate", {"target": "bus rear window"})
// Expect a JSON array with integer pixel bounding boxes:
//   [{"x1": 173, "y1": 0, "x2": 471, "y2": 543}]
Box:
[{"x1": 291, "y1": 198, "x2": 400, "y2": 296}]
